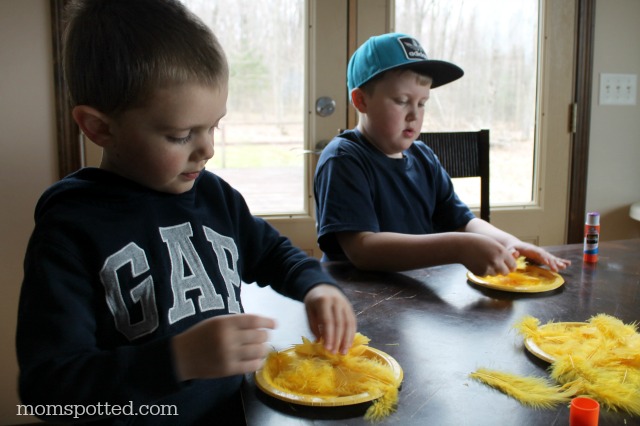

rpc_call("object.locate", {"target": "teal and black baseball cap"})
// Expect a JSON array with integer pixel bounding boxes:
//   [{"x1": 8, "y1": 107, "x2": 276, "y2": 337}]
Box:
[{"x1": 347, "y1": 32, "x2": 464, "y2": 93}]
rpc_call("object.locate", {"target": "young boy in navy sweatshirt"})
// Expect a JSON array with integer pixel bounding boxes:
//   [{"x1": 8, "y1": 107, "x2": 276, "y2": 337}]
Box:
[{"x1": 17, "y1": 1, "x2": 356, "y2": 424}]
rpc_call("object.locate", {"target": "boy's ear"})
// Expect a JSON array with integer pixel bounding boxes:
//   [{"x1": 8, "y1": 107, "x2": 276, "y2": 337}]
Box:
[
  {"x1": 71, "y1": 105, "x2": 113, "y2": 147},
  {"x1": 350, "y1": 88, "x2": 368, "y2": 113}
]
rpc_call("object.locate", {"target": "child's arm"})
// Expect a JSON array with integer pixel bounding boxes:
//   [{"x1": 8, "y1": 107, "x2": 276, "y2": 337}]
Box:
[
  {"x1": 303, "y1": 284, "x2": 357, "y2": 355},
  {"x1": 462, "y1": 218, "x2": 571, "y2": 271},
  {"x1": 171, "y1": 314, "x2": 276, "y2": 381},
  {"x1": 337, "y1": 230, "x2": 517, "y2": 275},
  {"x1": 337, "y1": 219, "x2": 570, "y2": 275}
]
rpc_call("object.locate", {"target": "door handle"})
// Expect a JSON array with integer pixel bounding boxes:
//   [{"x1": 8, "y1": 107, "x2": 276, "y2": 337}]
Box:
[
  {"x1": 315, "y1": 97, "x2": 336, "y2": 117},
  {"x1": 301, "y1": 140, "x2": 330, "y2": 155}
]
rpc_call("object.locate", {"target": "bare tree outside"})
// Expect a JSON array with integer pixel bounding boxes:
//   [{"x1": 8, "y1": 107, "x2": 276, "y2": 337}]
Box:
[
  {"x1": 395, "y1": 0, "x2": 539, "y2": 206},
  {"x1": 182, "y1": 0, "x2": 306, "y2": 214}
]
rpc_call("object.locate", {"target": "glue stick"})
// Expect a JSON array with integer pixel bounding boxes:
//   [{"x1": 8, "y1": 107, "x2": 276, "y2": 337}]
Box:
[{"x1": 583, "y1": 212, "x2": 600, "y2": 263}]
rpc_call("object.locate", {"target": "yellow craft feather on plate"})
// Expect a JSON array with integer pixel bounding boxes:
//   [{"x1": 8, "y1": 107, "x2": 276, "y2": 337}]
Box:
[
  {"x1": 255, "y1": 333, "x2": 403, "y2": 421},
  {"x1": 471, "y1": 314, "x2": 640, "y2": 416},
  {"x1": 466, "y1": 257, "x2": 564, "y2": 293}
]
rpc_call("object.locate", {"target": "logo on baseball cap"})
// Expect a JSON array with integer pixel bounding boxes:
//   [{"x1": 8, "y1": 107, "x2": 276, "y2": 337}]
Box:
[{"x1": 347, "y1": 33, "x2": 464, "y2": 93}]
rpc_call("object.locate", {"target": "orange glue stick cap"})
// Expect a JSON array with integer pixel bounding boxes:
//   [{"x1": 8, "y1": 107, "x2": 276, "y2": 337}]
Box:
[{"x1": 570, "y1": 397, "x2": 599, "y2": 426}]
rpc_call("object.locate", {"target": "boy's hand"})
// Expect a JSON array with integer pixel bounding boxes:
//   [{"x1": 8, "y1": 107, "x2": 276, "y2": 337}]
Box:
[
  {"x1": 303, "y1": 284, "x2": 357, "y2": 355},
  {"x1": 508, "y1": 242, "x2": 571, "y2": 272},
  {"x1": 171, "y1": 314, "x2": 276, "y2": 381},
  {"x1": 461, "y1": 219, "x2": 570, "y2": 275},
  {"x1": 461, "y1": 234, "x2": 519, "y2": 276}
]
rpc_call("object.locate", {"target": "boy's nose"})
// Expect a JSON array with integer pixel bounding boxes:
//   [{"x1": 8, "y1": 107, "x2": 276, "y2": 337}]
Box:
[
  {"x1": 406, "y1": 104, "x2": 422, "y2": 123},
  {"x1": 194, "y1": 134, "x2": 214, "y2": 161}
]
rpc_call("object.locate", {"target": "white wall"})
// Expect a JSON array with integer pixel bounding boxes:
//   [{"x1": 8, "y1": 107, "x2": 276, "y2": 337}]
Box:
[
  {"x1": 1, "y1": 0, "x2": 639, "y2": 425},
  {"x1": 586, "y1": 0, "x2": 640, "y2": 240}
]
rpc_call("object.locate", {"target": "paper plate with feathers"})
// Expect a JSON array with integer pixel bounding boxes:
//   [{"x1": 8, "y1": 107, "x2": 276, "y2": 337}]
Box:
[
  {"x1": 470, "y1": 314, "x2": 640, "y2": 416},
  {"x1": 466, "y1": 257, "x2": 564, "y2": 293},
  {"x1": 522, "y1": 321, "x2": 587, "y2": 362},
  {"x1": 255, "y1": 333, "x2": 403, "y2": 421}
]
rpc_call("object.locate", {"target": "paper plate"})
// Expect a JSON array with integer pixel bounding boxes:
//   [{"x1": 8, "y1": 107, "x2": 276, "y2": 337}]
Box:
[
  {"x1": 523, "y1": 322, "x2": 588, "y2": 363},
  {"x1": 254, "y1": 346, "x2": 403, "y2": 407},
  {"x1": 467, "y1": 264, "x2": 564, "y2": 293}
]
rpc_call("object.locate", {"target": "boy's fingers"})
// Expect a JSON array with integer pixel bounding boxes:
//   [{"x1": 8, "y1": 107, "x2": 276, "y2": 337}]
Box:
[
  {"x1": 312, "y1": 303, "x2": 340, "y2": 353},
  {"x1": 305, "y1": 305, "x2": 320, "y2": 339},
  {"x1": 338, "y1": 328, "x2": 349, "y2": 355},
  {"x1": 237, "y1": 342, "x2": 271, "y2": 362},
  {"x1": 236, "y1": 314, "x2": 276, "y2": 330},
  {"x1": 236, "y1": 328, "x2": 271, "y2": 345},
  {"x1": 322, "y1": 304, "x2": 355, "y2": 355},
  {"x1": 343, "y1": 307, "x2": 357, "y2": 352},
  {"x1": 320, "y1": 307, "x2": 336, "y2": 353},
  {"x1": 234, "y1": 357, "x2": 268, "y2": 375},
  {"x1": 303, "y1": 285, "x2": 357, "y2": 355}
]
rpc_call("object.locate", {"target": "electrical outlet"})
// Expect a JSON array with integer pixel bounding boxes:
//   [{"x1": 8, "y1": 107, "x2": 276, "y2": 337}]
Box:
[{"x1": 599, "y1": 73, "x2": 637, "y2": 105}]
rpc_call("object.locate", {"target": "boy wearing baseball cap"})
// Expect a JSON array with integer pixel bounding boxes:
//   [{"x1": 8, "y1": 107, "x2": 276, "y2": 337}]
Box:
[{"x1": 314, "y1": 33, "x2": 569, "y2": 276}]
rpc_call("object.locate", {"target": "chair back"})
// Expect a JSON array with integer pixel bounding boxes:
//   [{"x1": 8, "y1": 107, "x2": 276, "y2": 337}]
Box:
[{"x1": 417, "y1": 130, "x2": 490, "y2": 222}]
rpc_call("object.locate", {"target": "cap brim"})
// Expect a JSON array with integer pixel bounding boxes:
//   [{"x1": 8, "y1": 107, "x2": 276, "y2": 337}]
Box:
[{"x1": 399, "y1": 60, "x2": 464, "y2": 88}]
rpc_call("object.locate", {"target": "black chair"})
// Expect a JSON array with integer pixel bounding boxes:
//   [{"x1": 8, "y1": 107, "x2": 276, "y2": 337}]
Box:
[{"x1": 417, "y1": 130, "x2": 490, "y2": 222}]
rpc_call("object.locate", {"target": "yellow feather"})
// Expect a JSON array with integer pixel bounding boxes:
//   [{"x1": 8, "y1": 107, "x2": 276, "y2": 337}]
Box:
[
  {"x1": 469, "y1": 368, "x2": 574, "y2": 408},
  {"x1": 365, "y1": 386, "x2": 398, "y2": 421},
  {"x1": 516, "y1": 256, "x2": 528, "y2": 270}
]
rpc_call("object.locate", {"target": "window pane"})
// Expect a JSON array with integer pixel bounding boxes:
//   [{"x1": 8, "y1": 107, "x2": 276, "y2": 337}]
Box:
[
  {"x1": 395, "y1": 0, "x2": 539, "y2": 206},
  {"x1": 181, "y1": 0, "x2": 305, "y2": 214}
]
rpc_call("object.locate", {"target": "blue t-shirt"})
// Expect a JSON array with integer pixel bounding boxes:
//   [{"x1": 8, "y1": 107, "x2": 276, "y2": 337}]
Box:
[{"x1": 314, "y1": 129, "x2": 475, "y2": 261}]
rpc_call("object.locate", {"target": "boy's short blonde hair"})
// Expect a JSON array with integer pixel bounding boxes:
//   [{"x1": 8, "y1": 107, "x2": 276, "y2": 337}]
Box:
[{"x1": 63, "y1": 0, "x2": 228, "y2": 115}]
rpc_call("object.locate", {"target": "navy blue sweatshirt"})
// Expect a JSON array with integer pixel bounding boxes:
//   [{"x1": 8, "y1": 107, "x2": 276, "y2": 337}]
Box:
[{"x1": 17, "y1": 168, "x2": 335, "y2": 425}]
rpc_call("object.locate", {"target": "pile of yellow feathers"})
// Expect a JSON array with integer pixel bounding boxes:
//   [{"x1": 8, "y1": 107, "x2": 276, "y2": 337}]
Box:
[
  {"x1": 261, "y1": 333, "x2": 401, "y2": 421},
  {"x1": 470, "y1": 314, "x2": 640, "y2": 415}
]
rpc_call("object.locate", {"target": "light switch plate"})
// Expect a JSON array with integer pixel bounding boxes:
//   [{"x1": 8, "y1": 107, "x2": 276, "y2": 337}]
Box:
[{"x1": 599, "y1": 73, "x2": 637, "y2": 105}]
